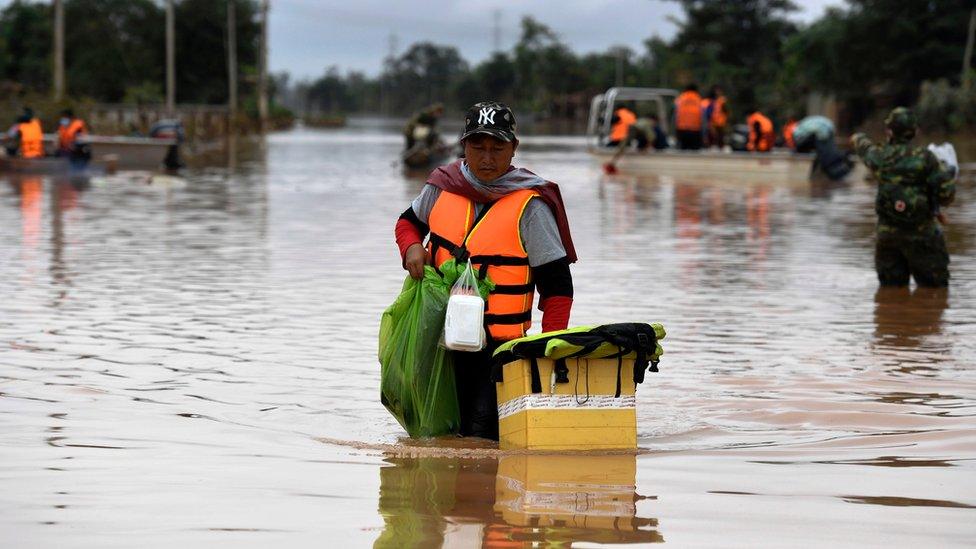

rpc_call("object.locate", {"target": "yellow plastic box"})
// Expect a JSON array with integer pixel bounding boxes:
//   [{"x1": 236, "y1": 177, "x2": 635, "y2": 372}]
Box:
[{"x1": 495, "y1": 358, "x2": 637, "y2": 451}]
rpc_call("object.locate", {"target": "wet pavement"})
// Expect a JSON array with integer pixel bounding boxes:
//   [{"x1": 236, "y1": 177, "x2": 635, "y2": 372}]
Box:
[{"x1": 2, "y1": 126, "x2": 975, "y2": 547}]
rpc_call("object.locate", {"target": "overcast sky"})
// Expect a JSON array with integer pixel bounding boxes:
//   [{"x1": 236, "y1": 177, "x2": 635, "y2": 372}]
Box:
[
  {"x1": 270, "y1": 0, "x2": 845, "y2": 81},
  {"x1": 0, "y1": 0, "x2": 845, "y2": 80}
]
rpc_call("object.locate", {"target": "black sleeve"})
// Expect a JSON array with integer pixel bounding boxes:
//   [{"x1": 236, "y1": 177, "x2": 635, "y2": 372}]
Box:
[
  {"x1": 399, "y1": 206, "x2": 429, "y2": 235},
  {"x1": 532, "y1": 257, "x2": 573, "y2": 299}
]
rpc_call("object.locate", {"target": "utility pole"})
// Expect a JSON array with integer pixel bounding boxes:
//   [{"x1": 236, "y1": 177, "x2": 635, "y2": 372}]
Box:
[
  {"x1": 53, "y1": 0, "x2": 64, "y2": 101},
  {"x1": 257, "y1": 0, "x2": 270, "y2": 132},
  {"x1": 227, "y1": 0, "x2": 238, "y2": 124},
  {"x1": 165, "y1": 0, "x2": 175, "y2": 114},
  {"x1": 964, "y1": 8, "x2": 976, "y2": 90}
]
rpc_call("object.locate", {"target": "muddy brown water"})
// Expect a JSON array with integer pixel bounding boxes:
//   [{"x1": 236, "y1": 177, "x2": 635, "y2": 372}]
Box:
[{"x1": 2, "y1": 127, "x2": 975, "y2": 548}]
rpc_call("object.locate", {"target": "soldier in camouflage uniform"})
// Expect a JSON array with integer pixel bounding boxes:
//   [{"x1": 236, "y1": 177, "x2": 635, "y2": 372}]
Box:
[{"x1": 851, "y1": 107, "x2": 957, "y2": 287}]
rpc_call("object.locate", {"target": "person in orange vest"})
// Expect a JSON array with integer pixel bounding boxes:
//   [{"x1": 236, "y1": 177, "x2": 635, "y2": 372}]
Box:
[
  {"x1": 706, "y1": 86, "x2": 730, "y2": 148},
  {"x1": 782, "y1": 116, "x2": 798, "y2": 150},
  {"x1": 674, "y1": 83, "x2": 703, "y2": 150},
  {"x1": 746, "y1": 109, "x2": 775, "y2": 152},
  {"x1": 57, "y1": 109, "x2": 87, "y2": 156},
  {"x1": 5, "y1": 108, "x2": 45, "y2": 159},
  {"x1": 394, "y1": 101, "x2": 577, "y2": 440},
  {"x1": 607, "y1": 105, "x2": 636, "y2": 146}
]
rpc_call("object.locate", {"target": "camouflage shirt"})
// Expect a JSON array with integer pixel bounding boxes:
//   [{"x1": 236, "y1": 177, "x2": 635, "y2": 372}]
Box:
[{"x1": 852, "y1": 133, "x2": 956, "y2": 236}]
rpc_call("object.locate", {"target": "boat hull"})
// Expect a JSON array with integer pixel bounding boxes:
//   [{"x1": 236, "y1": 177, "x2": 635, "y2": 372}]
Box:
[{"x1": 591, "y1": 148, "x2": 826, "y2": 181}]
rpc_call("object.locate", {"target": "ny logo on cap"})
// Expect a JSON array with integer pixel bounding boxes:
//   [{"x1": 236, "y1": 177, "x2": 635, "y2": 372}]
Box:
[{"x1": 478, "y1": 107, "x2": 496, "y2": 125}]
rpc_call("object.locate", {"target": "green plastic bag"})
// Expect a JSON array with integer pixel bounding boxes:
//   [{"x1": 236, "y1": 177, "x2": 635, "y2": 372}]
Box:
[{"x1": 378, "y1": 259, "x2": 492, "y2": 437}]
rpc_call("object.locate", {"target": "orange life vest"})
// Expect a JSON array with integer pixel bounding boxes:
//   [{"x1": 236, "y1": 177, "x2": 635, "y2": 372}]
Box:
[
  {"x1": 674, "y1": 90, "x2": 703, "y2": 131},
  {"x1": 609, "y1": 108, "x2": 636, "y2": 142},
  {"x1": 18, "y1": 119, "x2": 44, "y2": 158},
  {"x1": 710, "y1": 96, "x2": 728, "y2": 127},
  {"x1": 783, "y1": 120, "x2": 797, "y2": 150},
  {"x1": 427, "y1": 189, "x2": 538, "y2": 342},
  {"x1": 746, "y1": 112, "x2": 774, "y2": 152},
  {"x1": 58, "y1": 118, "x2": 86, "y2": 150}
]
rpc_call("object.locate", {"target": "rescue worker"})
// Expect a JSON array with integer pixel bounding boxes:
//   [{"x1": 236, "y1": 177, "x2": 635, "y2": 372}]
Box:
[
  {"x1": 851, "y1": 107, "x2": 957, "y2": 287},
  {"x1": 6, "y1": 108, "x2": 44, "y2": 159},
  {"x1": 394, "y1": 101, "x2": 577, "y2": 440},
  {"x1": 746, "y1": 109, "x2": 774, "y2": 152},
  {"x1": 674, "y1": 83, "x2": 703, "y2": 150},
  {"x1": 602, "y1": 114, "x2": 669, "y2": 174},
  {"x1": 404, "y1": 103, "x2": 445, "y2": 151},
  {"x1": 606, "y1": 105, "x2": 636, "y2": 147},
  {"x1": 56, "y1": 109, "x2": 87, "y2": 156},
  {"x1": 782, "y1": 117, "x2": 798, "y2": 150},
  {"x1": 704, "y1": 85, "x2": 729, "y2": 149}
]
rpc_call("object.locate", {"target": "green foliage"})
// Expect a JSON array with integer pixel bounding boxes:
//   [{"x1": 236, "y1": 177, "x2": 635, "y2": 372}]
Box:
[
  {"x1": 0, "y1": 0, "x2": 261, "y2": 106},
  {"x1": 0, "y1": 1, "x2": 52, "y2": 91},
  {"x1": 916, "y1": 79, "x2": 976, "y2": 133},
  {"x1": 122, "y1": 81, "x2": 164, "y2": 105},
  {"x1": 782, "y1": 0, "x2": 972, "y2": 125}
]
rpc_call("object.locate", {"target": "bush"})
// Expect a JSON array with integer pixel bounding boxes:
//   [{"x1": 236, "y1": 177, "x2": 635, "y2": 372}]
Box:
[{"x1": 916, "y1": 79, "x2": 976, "y2": 133}]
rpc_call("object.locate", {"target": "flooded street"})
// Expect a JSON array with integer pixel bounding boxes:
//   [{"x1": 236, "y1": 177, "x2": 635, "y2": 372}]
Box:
[{"x1": 2, "y1": 126, "x2": 975, "y2": 547}]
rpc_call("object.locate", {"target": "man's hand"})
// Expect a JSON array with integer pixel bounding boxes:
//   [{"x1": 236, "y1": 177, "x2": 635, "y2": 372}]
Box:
[{"x1": 404, "y1": 243, "x2": 428, "y2": 279}]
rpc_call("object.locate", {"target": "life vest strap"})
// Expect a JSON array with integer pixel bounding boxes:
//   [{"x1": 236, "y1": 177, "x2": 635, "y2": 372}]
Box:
[
  {"x1": 490, "y1": 283, "x2": 534, "y2": 295},
  {"x1": 484, "y1": 310, "x2": 531, "y2": 325},
  {"x1": 468, "y1": 254, "x2": 530, "y2": 266}
]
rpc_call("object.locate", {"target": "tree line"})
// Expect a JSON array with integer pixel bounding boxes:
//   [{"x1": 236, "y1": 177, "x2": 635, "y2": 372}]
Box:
[
  {"x1": 1, "y1": 0, "x2": 972, "y2": 132},
  {"x1": 1, "y1": 0, "x2": 261, "y2": 106},
  {"x1": 285, "y1": 0, "x2": 974, "y2": 131}
]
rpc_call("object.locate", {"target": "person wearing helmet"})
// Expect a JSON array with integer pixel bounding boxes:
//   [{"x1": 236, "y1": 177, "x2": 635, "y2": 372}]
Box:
[
  {"x1": 851, "y1": 107, "x2": 957, "y2": 287},
  {"x1": 394, "y1": 101, "x2": 577, "y2": 440}
]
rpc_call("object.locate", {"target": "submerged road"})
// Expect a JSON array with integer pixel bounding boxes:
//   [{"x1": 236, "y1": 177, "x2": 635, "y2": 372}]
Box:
[{"x1": 2, "y1": 126, "x2": 975, "y2": 547}]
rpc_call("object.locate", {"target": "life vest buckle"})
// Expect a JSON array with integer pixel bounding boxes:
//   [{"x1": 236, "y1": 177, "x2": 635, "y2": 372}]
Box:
[{"x1": 452, "y1": 245, "x2": 470, "y2": 262}]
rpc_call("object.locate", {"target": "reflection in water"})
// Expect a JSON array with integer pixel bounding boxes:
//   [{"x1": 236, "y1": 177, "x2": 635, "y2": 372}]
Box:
[
  {"x1": 873, "y1": 286, "x2": 948, "y2": 347},
  {"x1": 374, "y1": 454, "x2": 660, "y2": 547}
]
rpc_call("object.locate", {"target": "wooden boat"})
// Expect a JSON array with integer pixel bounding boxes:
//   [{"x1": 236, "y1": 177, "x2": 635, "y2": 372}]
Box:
[
  {"x1": 0, "y1": 155, "x2": 106, "y2": 175},
  {"x1": 588, "y1": 147, "x2": 823, "y2": 181},
  {"x1": 39, "y1": 134, "x2": 177, "y2": 170},
  {"x1": 401, "y1": 142, "x2": 453, "y2": 170}
]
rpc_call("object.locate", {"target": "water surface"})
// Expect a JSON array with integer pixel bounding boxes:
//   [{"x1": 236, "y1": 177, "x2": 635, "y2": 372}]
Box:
[{"x1": 2, "y1": 127, "x2": 975, "y2": 547}]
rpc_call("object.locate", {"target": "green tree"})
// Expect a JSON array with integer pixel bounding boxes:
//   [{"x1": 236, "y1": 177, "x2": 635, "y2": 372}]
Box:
[
  {"x1": 0, "y1": 0, "x2": 52, "y2": 92},
  {"x1": 64, "y1": 0, "x2": 163, "y2": 102},
  {"x1": 665, "y1": 0, "x2": 799, "y2": 117}
]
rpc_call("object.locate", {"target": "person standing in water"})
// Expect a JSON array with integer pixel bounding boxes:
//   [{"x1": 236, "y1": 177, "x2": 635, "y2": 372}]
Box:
[
  {"x1": 393, "y1": 101, "x2": 577, "y2": 440},
  {"x1": 851, "y1": 107, "x2": 957, "y2": 287}
]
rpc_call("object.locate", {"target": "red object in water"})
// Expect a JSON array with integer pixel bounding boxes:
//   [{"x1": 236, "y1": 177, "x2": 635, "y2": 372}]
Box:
[{"x1": 603, "y1": 163, "x2": 618, "y2": 175}]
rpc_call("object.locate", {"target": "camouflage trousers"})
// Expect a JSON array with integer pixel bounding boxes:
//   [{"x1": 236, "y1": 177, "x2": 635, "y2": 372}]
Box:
[{"x1": 875, "y1": 227, "x2": 949, "y2": 287}]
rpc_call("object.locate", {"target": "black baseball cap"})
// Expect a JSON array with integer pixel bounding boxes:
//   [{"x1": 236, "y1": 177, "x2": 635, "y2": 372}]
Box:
[{"x1": 460, "y1": 101, "x2": 517, "y2": 142}]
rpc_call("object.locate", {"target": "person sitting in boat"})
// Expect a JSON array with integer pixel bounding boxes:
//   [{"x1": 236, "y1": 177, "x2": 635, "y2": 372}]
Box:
[
  {"x1": 674, "y1": 83, "x2": 704, "y2": 150},
  {"x1": 394, "y1": 101, "x2": 577, "y2": 440},
  {"x1": 782, "y1": 116, "x2": 798, "y2": 150},
  {"x1": 404, "y1": 103, "x2": 445, "y2": 152},
  {"x1": 56, "y1": 109, "x2": 87, "y2": 157},
  {"x1": 746, "y1": 109, "x2": 775, "y2": 152},
  {"x1": 606, "y1": 105, "x2": 636, "y2": 147},
  {"x1": 4, "y1": 108, "x2": 44, "y2": 159},
  {"x1": 703, "y1": 85, "x2": 730, "y2": 149},
  {"x1": 615, "y1": 114, "x2": 669, "y2": 153},
  {"x1": 149, "y1": 119, "x2": 185, "y2": 170}
]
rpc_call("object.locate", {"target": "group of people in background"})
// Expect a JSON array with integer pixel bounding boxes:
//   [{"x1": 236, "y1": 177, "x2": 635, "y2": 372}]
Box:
[
  {"x1": 607, "y1": 82, "x2": 846, "y2": 156},
  {"x1": 3, "y1": 107, "x2": 88, "y2": 161}
]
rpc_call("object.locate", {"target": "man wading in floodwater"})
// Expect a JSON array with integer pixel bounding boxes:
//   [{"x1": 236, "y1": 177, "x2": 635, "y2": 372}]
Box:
[{"x1": 394, "y1": 101, "x2": 577, "y2": 440}]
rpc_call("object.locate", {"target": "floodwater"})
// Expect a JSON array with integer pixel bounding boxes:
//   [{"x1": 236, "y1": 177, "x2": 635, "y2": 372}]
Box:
[{"x1": 2, "y1": 125, "x2": 975, "y2": 548}]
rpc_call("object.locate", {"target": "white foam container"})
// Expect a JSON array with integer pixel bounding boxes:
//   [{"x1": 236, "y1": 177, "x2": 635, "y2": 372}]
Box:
[{"x1": 444, "y1": 294, "x2": 485, "y2": 351}]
